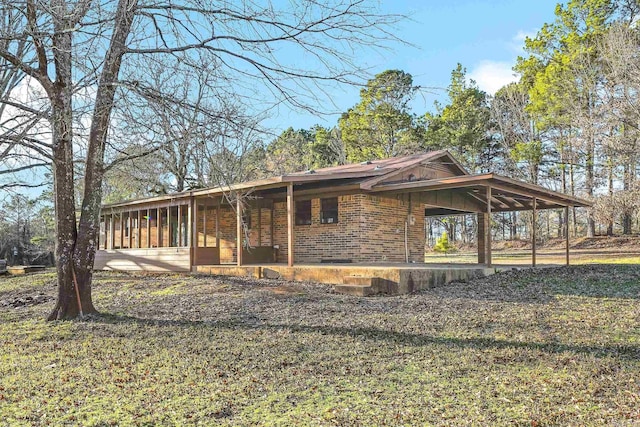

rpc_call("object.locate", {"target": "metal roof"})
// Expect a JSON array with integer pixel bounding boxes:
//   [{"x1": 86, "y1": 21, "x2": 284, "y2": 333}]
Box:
[{"x1": 101, "y1": 150, "x2": 590, "y2": 211}]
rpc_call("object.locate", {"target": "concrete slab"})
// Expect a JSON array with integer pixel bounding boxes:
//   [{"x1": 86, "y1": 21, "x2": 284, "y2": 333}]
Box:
[{"x1": 193, "y1": 263, "x2": 519, "y2": 295}]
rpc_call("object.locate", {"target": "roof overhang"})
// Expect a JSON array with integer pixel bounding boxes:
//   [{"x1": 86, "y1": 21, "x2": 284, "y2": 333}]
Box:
[
  {"x1": 369, "y1": 173, "x2": 591, "y2": 210},
  {"x1": 101, "y1": 170, "x2": 389, "y2": 210}
]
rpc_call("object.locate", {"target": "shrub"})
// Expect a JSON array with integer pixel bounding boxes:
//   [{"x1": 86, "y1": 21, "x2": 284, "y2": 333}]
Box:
[{"x1": 433, "y1": 231, "x2": 456, "y2": 254}]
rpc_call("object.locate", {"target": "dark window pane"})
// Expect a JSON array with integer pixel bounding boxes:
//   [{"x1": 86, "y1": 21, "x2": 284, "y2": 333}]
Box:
[
  {"x1": 320, "y1": 197, "x2": 338, "y2": 224},
  {"x1": 296, "y1": 200, "x2": 312, "y2": 225}
]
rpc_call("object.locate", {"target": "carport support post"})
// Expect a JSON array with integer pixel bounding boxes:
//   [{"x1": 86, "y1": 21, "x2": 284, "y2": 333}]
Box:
[
  {"x1": 156, "y1": 207, "x2": 162, "y2": 247},
  {"x1": 109, "y1": 214, "x2": 115, "y2": 249},
  {"x1": 486, "y1": 186, "x2": 492, "y2": 267},
  {"x1": 146, "y1": 209, "x2": 151, "y2": 248},
  {"x1": 237, "y1": 195, "x2": 243, "y2": 266},
  {"x1": 137, "y1": 210, "x2": 142, "y2": 248},
  {"x1": 127, "y1": 212, "x2": 132, "y2": 249},
  {"x1": 191, "y1": 200, "x2": 198, "y2": 264},
  {"x1": 287, "y1": 183, "x2": 294, "y2": 267},
  {"x1": 119, "y1": 212, "x2": 124, "y2": 249},
  {"x1": 477, "y1": 213, "x2": 486, "y2": 264},
  {"x1": 177, "y1": 205, "x2": 182, "y2": 247},
  {"x1": 532, "y1": 197, "x2": 537, "y2": 267},
  {"x1": 565, "y1": 205, "x2": 570, "y2": 266},
  {"x1": 186, "y1": 199, "x2": 192, "y2": 248}
]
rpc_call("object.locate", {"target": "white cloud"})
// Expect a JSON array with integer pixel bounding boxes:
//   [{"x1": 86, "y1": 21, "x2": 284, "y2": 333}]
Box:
[
  {"x1": 469, "y1": 60, "x2": 519, "y2": 95},
  {"x1": 513, "y1": 30, "x2": 534, "y2": 45},
  {"x1": 509, "y1": 30, "x2": 536, "y2": 54}
]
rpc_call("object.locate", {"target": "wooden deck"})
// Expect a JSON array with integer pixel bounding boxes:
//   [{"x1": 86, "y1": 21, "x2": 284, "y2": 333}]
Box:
[
  {"x1": 194, "y1": 263, "x2": 515, "y2": 295},
  {"x1": 95, "y1": 248, "x2": 191, "y2": 272}
]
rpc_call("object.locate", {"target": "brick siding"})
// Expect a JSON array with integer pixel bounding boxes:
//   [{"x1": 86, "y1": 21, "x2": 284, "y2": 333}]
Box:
[{"x1": 271, "y1": 193, "x2": 425, "y2": 264}]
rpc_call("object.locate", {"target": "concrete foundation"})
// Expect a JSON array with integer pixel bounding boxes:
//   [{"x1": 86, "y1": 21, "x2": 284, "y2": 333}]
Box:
[{"x1": 194, "y1": 263, "x2": 498, "y2": 295}]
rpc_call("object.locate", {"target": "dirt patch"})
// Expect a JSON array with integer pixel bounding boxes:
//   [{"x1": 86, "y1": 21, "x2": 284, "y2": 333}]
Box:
[
  {"x1": 0, "y1": 293, "x2": 53, "y2": 308},
  {"x1": 266, "y1": 285, "x2": 306, "y2": 296}
]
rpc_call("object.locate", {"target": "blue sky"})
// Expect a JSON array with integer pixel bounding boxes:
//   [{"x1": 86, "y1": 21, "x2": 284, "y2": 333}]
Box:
[{"x1": 271, "y1": 0, "x2": 560, "y2": 131}]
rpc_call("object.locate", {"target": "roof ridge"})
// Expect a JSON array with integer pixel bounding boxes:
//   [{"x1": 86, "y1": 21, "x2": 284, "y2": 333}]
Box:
[{"x1": 284, "y1": 150, "x2": 444, "y2": 176}]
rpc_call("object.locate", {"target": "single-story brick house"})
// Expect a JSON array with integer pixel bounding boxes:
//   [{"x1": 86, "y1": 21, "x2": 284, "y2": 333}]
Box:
[{"x1": 95, "y1": 150, "x2": 589, "y2": 272}]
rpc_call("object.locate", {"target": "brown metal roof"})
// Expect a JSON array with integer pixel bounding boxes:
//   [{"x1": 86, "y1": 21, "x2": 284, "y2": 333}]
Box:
[
  {"x1": 103, "y1": 150, "x2": 457, "y2": 209},
  {"x1": 285, "y1": 150, "x2": 452, "y2": 177},
  {"x1": 101, "y1": 151, "x2": 589, "y2": 211},
  {"x1": 370, "y1": 173, "x2": 591, "y2": 210}
]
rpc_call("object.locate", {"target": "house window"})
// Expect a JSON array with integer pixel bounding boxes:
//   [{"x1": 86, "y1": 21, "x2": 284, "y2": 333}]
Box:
[
  {"x1": 295, "y1": 200, "x2": 312, "y2": 225},
  {"x1": 320, "y1": 197, "x2": 338, "y2": 224}
]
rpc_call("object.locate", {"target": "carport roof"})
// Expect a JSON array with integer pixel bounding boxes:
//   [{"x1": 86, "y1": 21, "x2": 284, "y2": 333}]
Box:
[{"x1": 370, "y1": 173, "x2": 590, "y2": 211}]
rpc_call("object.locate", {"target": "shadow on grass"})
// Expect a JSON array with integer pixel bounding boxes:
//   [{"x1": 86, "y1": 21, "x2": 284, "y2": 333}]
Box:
[
  {"x1": 432, "y1": 265, "x2": 640, "y2": 302},
  {"x1": 89, "y1": 312, "x2": 640, "y2": 361},
  {"x1": 539, "y1": 265, "x2": 640, "y2": 299}
]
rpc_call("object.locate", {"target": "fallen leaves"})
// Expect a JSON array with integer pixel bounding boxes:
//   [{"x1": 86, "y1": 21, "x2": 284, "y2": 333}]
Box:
[{"x1": 0, "y1": 266, "x2": 639, "y2": 425}]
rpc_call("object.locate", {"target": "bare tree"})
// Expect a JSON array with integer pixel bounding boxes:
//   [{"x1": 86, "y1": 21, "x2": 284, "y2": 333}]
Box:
[
  {"x1": 0, "y1": 0, "x2": 403, "y2": 319},
  {"x1": 0, "y1": 11, "x2": 50, "y2": 191},
  {"x1": 598, "y1": 22, "x2": 640, "y2": 234},
  {"x1": 104, "y1": 58, "x2": 266, "y2": 199},
  {"x1": 491, "y1": 82, "x2": 544, "y2": 184}
]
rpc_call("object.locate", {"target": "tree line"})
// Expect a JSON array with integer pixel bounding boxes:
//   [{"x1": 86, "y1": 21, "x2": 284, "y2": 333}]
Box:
[
  {"x1": 106, "y1": 0, "x2": 640, "y2": 241},
  {"x1": 249, "y1": 1, "x2": 640, "y2": 240}
]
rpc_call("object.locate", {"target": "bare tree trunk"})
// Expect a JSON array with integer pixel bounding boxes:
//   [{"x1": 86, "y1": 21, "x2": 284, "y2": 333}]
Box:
[
  {"x1": 585, "y1": 140, "x2": 596, "y2": 237},
  {"x1": 607, "y1": 157, "x2": 614, "y2": 236},
  {"x1": 559, "y1": 150, "x2": 567, "y2": 238},
  {"x1": 50, "y1": 0, "x2": 136, "y2": 320},
  {"x1": 461, "y1": 217, "x2": 467, "y2": 244},
  {"x1": 622, "y1": 161, "x2": 633, "y2": 235},
  {"x1": 48, "y1": 100, "x2": 88, "y2": 319},
  {"x1": 48, "y1": 6, "x2": 96, "y2": 319},
  {"x1": 546, "y1": 211, "x2": 550, "y2": 239},
  {"x1": 569, "y1": 154, "x2": 577, "y2": 237}
]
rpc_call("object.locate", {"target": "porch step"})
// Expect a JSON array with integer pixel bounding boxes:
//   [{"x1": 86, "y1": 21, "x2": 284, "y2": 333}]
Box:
[{"x1": 334, "y1": 276, "x2": 389, "y2": 296}]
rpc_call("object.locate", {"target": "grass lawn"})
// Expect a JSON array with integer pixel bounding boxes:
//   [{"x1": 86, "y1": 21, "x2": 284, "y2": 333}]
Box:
[
  {"x1": 424, "y1": 249, "x2": 640, "y2": 265},
  {"x1": 1, "y1": 266, "x2": 639, "y2": 426}
]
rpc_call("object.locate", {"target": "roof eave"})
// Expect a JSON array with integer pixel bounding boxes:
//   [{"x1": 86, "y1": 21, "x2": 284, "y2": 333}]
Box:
[{"x1": 369, "y1": 173, "x2": 592, "y2": 208}]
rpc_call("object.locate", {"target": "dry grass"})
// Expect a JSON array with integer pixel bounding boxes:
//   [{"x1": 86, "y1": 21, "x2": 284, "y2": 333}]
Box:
[
  {"x1": 426, "y1": 236, "x2": 640, "y2": 265},
  {"x1": 1, "y1": 266, "x2": 639, "y2": 426},
  {"x1": 425, "y1": 248, "x2": 640, "y2": 265}
]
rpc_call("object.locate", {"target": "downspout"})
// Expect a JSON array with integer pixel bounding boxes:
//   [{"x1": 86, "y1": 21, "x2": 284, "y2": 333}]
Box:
[{"x1": 404, "y1": 221, "x2": 409, "y2": 263}]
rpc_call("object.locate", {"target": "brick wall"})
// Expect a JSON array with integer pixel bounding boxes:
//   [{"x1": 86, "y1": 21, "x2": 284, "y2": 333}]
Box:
[
  {"x1": 197, "y1": 206, "x2": 218, "y2": 248},
  {"x1": 218, "y1": 206, "x2": 237, "y2": 263},
  {"x1": 359, "y1": 194, "x2": 425, "y2": 263},
  {"x1": 247, "y1": 207, "x2": 273, "y2": 247},
  {"x1": 361, "y1": 195, "x2": 424, "y2": 262},
  {"x1": 272, "y1": 193, "x2": 425, "y2": 264},
  {"x1": 214, "y1": 205, "x2": 274, "y2": 264},
  {"x1": 104, "y1": 192, "x2": 429, "y2": 263}
]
